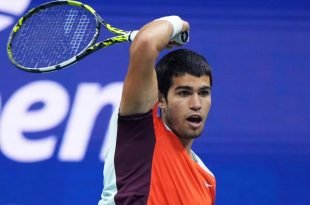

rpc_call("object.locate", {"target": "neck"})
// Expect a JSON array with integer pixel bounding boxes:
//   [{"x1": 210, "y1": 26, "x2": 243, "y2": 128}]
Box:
[
  {"x1": 163, "y1": 122, "x2": 193, "y2": 153},
  {"x1": 179, "y1": 138, "x2": 194, "y2": 154},
  {"x1": 180, "y1": 137, "x2": 197, "y2": 162}
]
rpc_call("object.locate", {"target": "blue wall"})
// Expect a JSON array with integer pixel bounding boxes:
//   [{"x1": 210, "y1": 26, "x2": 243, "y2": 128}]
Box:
[{"x1": 1, "y1": 0, "x2": 310, "y2": 204}]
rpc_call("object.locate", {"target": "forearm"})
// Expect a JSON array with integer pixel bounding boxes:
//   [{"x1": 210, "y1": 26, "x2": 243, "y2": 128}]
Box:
[
  {"x1": 131, "y1": 21, "x2": 173, "y2": 55},
  {"x1": 131, "y1": 16, "x2": 189, "y2": 57}
]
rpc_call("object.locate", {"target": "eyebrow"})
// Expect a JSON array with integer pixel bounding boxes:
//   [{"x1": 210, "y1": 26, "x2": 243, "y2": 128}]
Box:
[{"x1": 175, "y1": 86, "x2": 211, "y2": 91}]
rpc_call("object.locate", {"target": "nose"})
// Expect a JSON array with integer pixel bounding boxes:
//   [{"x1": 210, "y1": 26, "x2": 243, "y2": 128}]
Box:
[{"x1": 190, "y1": 93, "x2": 201, "y2": 111}]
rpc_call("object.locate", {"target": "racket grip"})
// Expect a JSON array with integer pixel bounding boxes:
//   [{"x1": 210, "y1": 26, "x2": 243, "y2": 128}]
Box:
[
  {"x1": 128, "y1": 30, "x2": 189, "y2": 45},
  {"x1": 171, "y1": 31, "x2": 189, "y2": 44}
]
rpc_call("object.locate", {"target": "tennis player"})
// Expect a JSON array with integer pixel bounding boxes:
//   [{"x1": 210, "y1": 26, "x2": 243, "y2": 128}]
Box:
[{"x1": 98, "y1": 16, "x2": 216, "y2": 205}]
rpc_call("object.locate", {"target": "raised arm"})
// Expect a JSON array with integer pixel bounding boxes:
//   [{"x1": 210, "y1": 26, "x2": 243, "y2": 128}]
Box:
[{"x1": 119, "y1": 16, "x2": 189, "y2": 115}]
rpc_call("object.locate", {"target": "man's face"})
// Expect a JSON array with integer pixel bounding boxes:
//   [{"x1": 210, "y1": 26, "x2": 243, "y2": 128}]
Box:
[{"x1": 160, "y1": 73, "x2": 211, "y2": 140}]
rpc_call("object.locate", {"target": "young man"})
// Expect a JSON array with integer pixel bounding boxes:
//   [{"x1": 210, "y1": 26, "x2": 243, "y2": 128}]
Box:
[{"x1": 99, "y1": 16, "x2": 216, "y2": 205}]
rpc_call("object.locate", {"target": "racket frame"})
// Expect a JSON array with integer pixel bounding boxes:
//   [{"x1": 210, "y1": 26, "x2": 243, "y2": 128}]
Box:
[{"x1": 7, "y1": 0, "x2": 133, "y2": 72}]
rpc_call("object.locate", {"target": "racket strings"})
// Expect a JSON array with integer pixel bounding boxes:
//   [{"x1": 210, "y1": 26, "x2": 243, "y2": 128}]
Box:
[
  {"x1": 10, "y1": 5, "x2": 98, "y2": 68},
  {"x1": 64, "y1": 9, "x2": 78, "y2": 35},
  {"x1": 71, "y1": 14, "x2": 90, "y2": 54}
]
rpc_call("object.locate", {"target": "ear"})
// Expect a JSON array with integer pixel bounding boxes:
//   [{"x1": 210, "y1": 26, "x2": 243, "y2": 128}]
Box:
[{"x1": 158, "y1": 92, "x2": 166, "y2": 108}]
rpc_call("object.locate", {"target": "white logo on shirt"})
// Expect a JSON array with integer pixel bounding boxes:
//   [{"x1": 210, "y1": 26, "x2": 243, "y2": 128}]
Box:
[{"x1": 205, "y1": 182, "x2": 212, "y2": 188}]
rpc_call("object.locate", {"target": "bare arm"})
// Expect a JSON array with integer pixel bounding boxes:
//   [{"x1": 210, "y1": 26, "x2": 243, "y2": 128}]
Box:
[{"x1": 119, "y1": 17, "x2": 189, "y2": 115}]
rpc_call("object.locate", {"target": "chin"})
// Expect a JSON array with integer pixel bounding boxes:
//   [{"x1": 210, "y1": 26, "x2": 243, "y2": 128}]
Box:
[{"x1": 172, "y1": 125, "x2": 204, "y2": 140}]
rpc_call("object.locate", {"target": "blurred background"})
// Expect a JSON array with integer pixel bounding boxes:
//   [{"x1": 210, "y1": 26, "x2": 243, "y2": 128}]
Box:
[{"x1": 1, "y1": 0, "x2": 310, "y2": 204}]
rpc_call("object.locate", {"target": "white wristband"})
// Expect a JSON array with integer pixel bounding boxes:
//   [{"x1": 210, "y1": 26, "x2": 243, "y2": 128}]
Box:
[
  {"x1": 128, "y1": 30, "x2": 138, "y2": 42},
  {"x1": 154, "y1": 16, "x2": 183, "y2": 39}
]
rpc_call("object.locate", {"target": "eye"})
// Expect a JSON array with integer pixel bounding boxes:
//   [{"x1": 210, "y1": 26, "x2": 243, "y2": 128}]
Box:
[
  {"x1": 177, "y1": 90, "x2": 191, "y2": 97},
  {"x1": 199, "y1": 90, "x2": 210, "y2": 97}
]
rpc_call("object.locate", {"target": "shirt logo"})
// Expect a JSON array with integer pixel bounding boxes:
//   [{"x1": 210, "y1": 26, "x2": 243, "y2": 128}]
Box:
[{"x1": 205, "y1": 182, "x2": 213, "y2": 188}]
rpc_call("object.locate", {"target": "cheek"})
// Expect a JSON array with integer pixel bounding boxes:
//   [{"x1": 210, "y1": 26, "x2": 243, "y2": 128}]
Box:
[
  {"x1": 166, "y1": 104, "x2": 181, "y2": 122},
  {"x1": 207, "y1": 102, "x2": 211, "y2": 111},
  {"x1": 166, "y1": 105, "x2": 177, "y2": 119},
  {"x1": 204, "y1": 98, "x2": 211, "y2": 111}
]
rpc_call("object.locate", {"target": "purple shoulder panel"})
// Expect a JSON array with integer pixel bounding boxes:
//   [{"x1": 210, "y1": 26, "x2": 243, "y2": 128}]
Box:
[{"x1": 114, "y1": 110, "x2": 155, "y2": 205}]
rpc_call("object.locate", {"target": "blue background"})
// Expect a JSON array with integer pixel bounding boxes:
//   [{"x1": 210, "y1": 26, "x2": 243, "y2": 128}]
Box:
[{"x1": 1, "y1": 0, "x2": 310, "y2": 204}]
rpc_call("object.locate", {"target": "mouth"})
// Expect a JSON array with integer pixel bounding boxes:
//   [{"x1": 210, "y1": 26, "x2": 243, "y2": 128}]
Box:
[{"x1": 186, "y1": 115, "x2": 203, "y2": 129}]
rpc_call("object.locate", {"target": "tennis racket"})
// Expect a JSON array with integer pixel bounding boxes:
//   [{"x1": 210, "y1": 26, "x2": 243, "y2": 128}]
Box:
[{"x1": 7, "y1": 0, "x2": 189, "y2": 73}]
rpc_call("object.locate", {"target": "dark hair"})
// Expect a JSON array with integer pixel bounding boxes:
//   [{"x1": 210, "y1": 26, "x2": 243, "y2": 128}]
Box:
[{"x1": 156, "y1": 49, "x2": 213, "y2": 99}]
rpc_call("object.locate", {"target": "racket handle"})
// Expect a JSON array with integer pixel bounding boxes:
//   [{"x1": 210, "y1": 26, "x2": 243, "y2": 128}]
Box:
[
  {"x1": 128, "y1": 30, "x2": 189, "y2": 45},
  {"x1": 171, "y1": 31, "x2": 189, "y2": 44}
]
